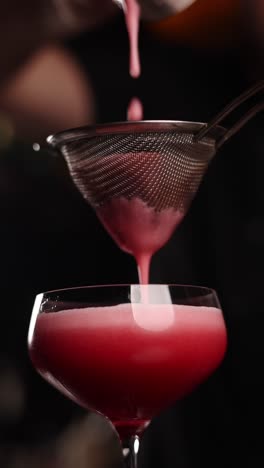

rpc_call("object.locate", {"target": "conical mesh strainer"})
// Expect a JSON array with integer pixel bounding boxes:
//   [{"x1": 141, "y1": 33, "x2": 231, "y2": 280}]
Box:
[
  {"x1": 47, "y1": 81, "x2": 263, "y2": 215},
  {"x1": 47, "y1": 121, "x2": 225, "y2": 213}
]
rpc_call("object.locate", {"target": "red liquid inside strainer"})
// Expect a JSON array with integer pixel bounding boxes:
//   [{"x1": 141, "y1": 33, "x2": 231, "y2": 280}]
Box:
[{"x1": 97, "y1": 197, "x2": 184, "y2": 283}]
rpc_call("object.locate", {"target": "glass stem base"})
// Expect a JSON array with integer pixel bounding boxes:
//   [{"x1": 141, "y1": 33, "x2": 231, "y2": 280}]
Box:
[{"x1": 123, "y1": 435, "x2": 140, "y2": 468}]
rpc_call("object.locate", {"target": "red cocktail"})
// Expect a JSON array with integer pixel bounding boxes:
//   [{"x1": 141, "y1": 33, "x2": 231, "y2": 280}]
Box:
[{"x1": 28, "y1": 284, "x2": 227, "y2": 464}]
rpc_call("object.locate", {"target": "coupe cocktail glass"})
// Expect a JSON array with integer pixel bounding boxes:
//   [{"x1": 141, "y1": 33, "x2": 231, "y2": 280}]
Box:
[{"x1": 28, "y1": 284, "x2": 227, "y2": 467}]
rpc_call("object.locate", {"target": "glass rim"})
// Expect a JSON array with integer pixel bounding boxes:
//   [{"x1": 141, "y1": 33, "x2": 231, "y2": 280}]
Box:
[
  {"x1": 29, "y1": 284, "x2": 222, "y2": 344},
  {"x1": 36, "y1": 283, "x2": 218, "y2": 298}
]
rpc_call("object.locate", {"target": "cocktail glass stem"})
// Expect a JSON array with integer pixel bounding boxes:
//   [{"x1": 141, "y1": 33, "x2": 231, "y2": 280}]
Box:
[{"x1": 123, "y1": 435, "x2": 140, "y2": 468}]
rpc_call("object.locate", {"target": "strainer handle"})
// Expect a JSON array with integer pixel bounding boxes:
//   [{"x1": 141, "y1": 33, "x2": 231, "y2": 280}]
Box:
[
  {"x1": 215, "y1": 100, "x2": 264, "y2": 149},
  {"x1": 195, "y1": 80, "x2": 264, "y2": 144}
]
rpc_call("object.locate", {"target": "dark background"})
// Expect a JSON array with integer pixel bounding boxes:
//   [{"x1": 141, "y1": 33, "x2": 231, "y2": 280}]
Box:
[{"x1": 0, "y1": 10, "x2": 264, "y2": 467}]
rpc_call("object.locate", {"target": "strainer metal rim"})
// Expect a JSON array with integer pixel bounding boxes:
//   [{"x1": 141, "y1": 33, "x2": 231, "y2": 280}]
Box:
[{"x1": 47, "y1": 120, "x2": 226, "y2": 149}]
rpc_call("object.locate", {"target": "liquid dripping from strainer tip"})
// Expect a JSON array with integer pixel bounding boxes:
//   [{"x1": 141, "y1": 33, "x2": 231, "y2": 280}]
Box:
[
  {"x1": 96, "y1": 2, "x2": 181, "y2": 284},
  {"x1": 97, "y1": 198, "x2": 184, "y2": 284},
  {"x1": 97, "y1": 0, "x2": 181, "y2": 284}
]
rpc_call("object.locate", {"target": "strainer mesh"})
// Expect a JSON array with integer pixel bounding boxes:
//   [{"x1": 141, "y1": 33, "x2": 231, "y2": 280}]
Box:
[{"x1": 61, "y1": 131, "x2": 216, "y2": 212}]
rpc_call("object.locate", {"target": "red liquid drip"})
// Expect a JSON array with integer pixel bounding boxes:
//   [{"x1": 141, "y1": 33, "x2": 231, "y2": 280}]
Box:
[
  {"x1": 96, "y1": 197, "x2": 184, "y2": 283},
  {"x1": 124, "y1": 0, "x2": 141, "y2": 78},
  {"x1": 127, "y1": 97, "x2": 144, "y2": 121},
  {"x1": 30, "y1": 304, "x2": 227, "y2": 436}
]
